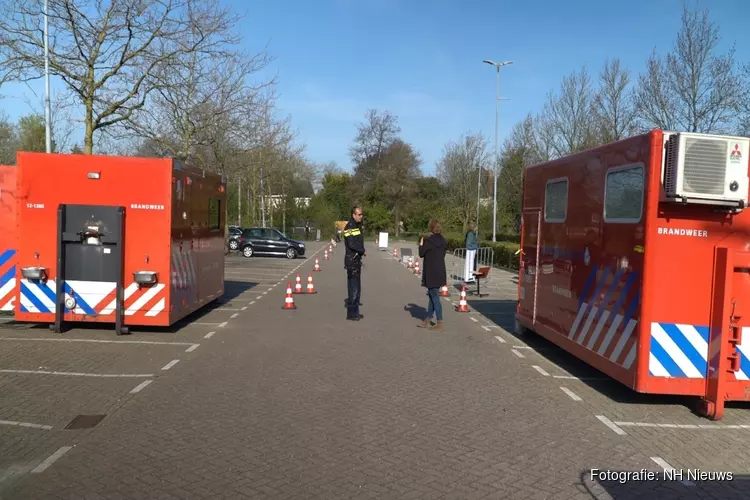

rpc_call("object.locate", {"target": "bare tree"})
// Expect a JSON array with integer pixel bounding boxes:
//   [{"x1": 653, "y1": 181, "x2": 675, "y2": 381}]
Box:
[
  {"x1": 0, "y1": 0, "x2": 242, "y2": 154},
  {"x1": 593, "y1": 58, "x2": 638, "y2": 142},
  {"x1": 436, "y1": 133, "x2": 490, "y2": 229},
  {"x1": 23, "y1": 90, "x2": 77, "y2": 152},
  {"x1": 349, "y1": 109, "x2": 400, "y2": 196},
  {"x1": 376, "y1": 139, "x2": 421, "y2": 235},
  {"x1": 349, "y1": 109, "x2": 400, "y2": 166},
  {"x1": 123, "y1": 42, "x2": 275, "y2": 164},
  {"x1": 541, "y1": 66, "x2": 598, "y2": 157},
  {"x1": 633, "y1": 6, "x2": 743, "y2": 134}
]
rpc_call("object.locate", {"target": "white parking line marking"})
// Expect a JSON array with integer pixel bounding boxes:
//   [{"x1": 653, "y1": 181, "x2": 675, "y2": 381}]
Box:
[
  {"x1": 596, "y1": 415, "x2": 627, "y2": 435},
  {"x1": 511, "y1": 349, "x2": 525, "y2": 358},
  {"x1": 552, "y1": 375, "x2": 608, "y2": 381},
  {"x1": 560, "y1": 386, "x2": 582, "y2": 401},
  {"x1": 241, "y1": 306, "x2": 248, "y2": 311},
  {"x1": 31, "y1": 446, "x2": 73, "y2": 474},
  {"x1": 0, "y1": 369, "x2": 152, "y2": 378},
  {"x1": 161, "y1": 360, "x2": 179, "y2": 371},
  {"x1": 0, "y1": 419, "x2": 53, "y2": 430},
  {"x1": 513, "y1": 345, "x2": 532, "y2": 349},
  {"x1": 185, "y1": 344, "x2": 199, "y2": 353},
  {"x1": 256, "y1": 296, "x2": 262, "y2": 300},
  {"x1": 650, "y1": 457, "x2": 695, "y2": 486},
  {"x1": 532, "y1": 365, "x2": 550, "y2": 376},
  {"x1": 130, "y1": 380, "x2": 153, "y2": 393},
  {"x1": 0, "y1": 338, "x2": 195, "y2": 347},
  {"x1": 494, "y1": 335, "x2": 506, "y2": 344},
  {"x1": 230, "y1": 313, "x2": 239, "y2": 319},
  {"x1": 614, "y1": 421, "x2": 750, "y2": 430},
  {"x1": 249, "y1": 301, "x2": 256, "y2": 305},
  {"x1": 204, "y1": 331, "x2": 215, "y2": 339},
  {"x1": 218, "y1": 322, "x2": 228, "y2": 328},
  {"x1": 482, "y1": 326, "x2": 491, "y2": 332},
  {"x1": 262, "y1": 292, "x2": 267, "y2": 295},
  {"x1": 470, "y1": 317, "x2": 478, "y2": 323}
]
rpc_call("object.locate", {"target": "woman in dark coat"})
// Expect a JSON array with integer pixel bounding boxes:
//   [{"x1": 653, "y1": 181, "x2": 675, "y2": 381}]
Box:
[{"x1": 418, "y1": 219, "x2": 447, "y2": 330}]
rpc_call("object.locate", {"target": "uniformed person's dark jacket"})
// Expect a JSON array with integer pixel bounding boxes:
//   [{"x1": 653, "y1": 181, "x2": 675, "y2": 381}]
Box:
[{"x1": 343, "y1": 218, "x2": 365, "y2": 269}]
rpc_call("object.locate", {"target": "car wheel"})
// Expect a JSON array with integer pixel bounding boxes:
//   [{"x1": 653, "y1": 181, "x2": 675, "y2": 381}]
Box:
[
  {"x1": 242, "y1": 246, "x2": 254, "y2": 258},
  {"x1": 286, "y1": 248, "x2": 297, "y2": 259},
  {"x1": 229, "y1": 240, "x2": 239, "y2": 251}
]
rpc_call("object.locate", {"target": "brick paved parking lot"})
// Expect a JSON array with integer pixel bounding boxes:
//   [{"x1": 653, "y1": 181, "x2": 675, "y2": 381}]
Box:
[{"x1": 0, "y1": 238, "x2": 747, "y2": 499}]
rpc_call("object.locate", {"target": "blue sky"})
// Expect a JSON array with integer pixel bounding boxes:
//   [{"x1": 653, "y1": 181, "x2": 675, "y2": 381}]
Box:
[{"x1": 2, "y1": 0, "x2": 748, "y2": 176}]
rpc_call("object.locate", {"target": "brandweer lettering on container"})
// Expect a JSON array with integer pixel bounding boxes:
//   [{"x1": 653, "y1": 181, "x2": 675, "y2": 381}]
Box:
[{"x1": 657, "y1": 227, "x2": 708, "y2": 237}]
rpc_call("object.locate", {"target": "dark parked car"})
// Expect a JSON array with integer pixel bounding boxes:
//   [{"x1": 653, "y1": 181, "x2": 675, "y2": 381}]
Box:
[{"x1": 237, "y1": 227, "x2": 306, "y2": 259}]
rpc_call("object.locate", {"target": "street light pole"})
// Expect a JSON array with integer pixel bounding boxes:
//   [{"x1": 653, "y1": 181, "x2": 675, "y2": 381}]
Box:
[
  {"x1": 44, "y1": 0, "x2": 52, "y2": 153},
  {"x1": 483, "y1": 59, "x2": 512, "y2": 242}
]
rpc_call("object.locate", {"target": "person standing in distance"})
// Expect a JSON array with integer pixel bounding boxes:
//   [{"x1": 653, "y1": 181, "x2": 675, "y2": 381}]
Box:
[
  {"x1": 418, "y1": 219, "x2": 447, "y2": 330},
  {"x1": 344, "y1": 206, "x2": 366, "y2": 321}
]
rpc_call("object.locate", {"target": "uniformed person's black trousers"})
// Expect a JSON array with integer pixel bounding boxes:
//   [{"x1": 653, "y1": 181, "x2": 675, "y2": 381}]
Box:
[{"x1": 346, "y1": 266, "x2": 361, "y2": 319}]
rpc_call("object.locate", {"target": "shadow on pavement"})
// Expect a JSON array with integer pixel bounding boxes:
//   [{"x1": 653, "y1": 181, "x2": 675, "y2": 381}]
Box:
[
  {"x1": 404, "y1": 303, "x2": 428, "y2": 320},
  {"x1": 579, "y1": 470, "x2": 749, "y2": 499},
  {"x1": 465, "y1": 299, "x2": 750, "y2": 415}
]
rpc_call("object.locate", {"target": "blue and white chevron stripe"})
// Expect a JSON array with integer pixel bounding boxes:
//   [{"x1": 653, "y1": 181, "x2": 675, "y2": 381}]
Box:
[
  {"x1": 0, "y1": 248, "x2": 16, "y2": 311},
  {"x1": 649, "y1": 323, "x2": 750, "y2": 380},
  {"x1": 19, "y1": 279, "x2": 115, "y2": 315},
  {"x1": 566, "y1": 265, "x2": 641, "y2": 369}
]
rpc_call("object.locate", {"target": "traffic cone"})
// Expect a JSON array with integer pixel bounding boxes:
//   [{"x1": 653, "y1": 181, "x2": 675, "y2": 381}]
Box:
[
  {"x1": 324, "y1": 249, "x2": 329, "y2": 260},
  {"x1": 282, "y1": 283, "x2": 296, "y2": 309},
  {"x1": 392, "y1": 248, "x2": 398, "y2": 259},
  {"x1": 294, "y1": 273, "x2": 303, "y2": 294},
  {"x1": 407, "y1": 257, "x2": 414, "y2": 269},
  {"x1": 329, "y1": 244, "x2": 333, "y2": 253},
  {"x1": 456, "y1": 285, "x2": 470, "y2": 312},
  {"x1": 414, "y1": 260, "x2": 420, "y2": 275},
  {"x1": 440, "y1": 285, "x2": 450, "y2": 297},
  {"x1": 306, "y1": 273, "x2": 317, "y2": 294},
  {"x1": 314, "y1": 258, "x2": 321, "y2": 271}
]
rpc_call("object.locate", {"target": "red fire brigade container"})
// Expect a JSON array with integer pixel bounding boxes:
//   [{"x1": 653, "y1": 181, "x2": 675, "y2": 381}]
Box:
[
  {"x1": 0, "y1": 165, "x2": 17, "y2": 312},
  {"x1": 516, "y1": 129, "x2": 750, "y2": 419},
  {"x1": 14, "y1": 152, "x2": 226, "y2": 335}
]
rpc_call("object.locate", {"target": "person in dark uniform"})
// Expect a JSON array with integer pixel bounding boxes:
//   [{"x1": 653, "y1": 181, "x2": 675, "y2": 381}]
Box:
[{"x1": 344, "y1": 206, "x2": 365, "y2": 321}]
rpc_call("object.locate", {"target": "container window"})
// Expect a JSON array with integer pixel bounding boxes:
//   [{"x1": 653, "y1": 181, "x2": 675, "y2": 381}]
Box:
[
  {"x1": 604, "y1": 164, "x2": 644, "y2": 223},
  {"x1": 208, "y1": 197, "x2": 221, "y2": 230},
  {"x1": 544, "y1": 178, "x2": 568, "y2": 223}
]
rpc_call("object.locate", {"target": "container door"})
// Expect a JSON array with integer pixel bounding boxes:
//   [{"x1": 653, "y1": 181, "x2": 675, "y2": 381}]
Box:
[
  {"x1": 54, "y1": 204, "x2": 126, "y2": 334},
  {"x1": 519, "y1": 209, "x2": 541, "y2": 323}
]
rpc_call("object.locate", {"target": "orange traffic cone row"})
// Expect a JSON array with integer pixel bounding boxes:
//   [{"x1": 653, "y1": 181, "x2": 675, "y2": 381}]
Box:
[
  {"x1": 324, "y1": 249, "x2": 329, "y2": 260},
  {"x1": 294, "y1": 273, "x2": 303, "y2": 294},
  {"x1": 306, "y1": 273, "x2": 317, "y2": 294},
  {"x1": 282, "y1": 283, "x2": 296, "y2": 309},
  {"x1": 456, "y1": 285, "x2": 470, "y2": 312},
  {"x1": 440, "y1": 285, "x2": 450, "y2": 297},
  {"x1": 414, "y1": 260, "x2": 420, "y2": 275}
]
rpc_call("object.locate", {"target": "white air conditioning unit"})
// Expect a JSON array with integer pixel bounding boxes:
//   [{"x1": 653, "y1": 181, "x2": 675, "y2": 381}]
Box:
[{"x1": 662, "y1": 132, "x2": 749, "y2": 208}]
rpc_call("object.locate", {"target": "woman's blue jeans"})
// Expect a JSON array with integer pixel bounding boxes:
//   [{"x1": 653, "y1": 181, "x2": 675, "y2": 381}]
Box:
[{"x1": 426, "y1": 287, "x2": 443, "y2": 321}]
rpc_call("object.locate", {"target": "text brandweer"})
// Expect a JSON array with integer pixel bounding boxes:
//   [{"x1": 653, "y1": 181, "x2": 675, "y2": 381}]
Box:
[{"x1": 657, "y1": 227, "x2": 708, "y2": 237}]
